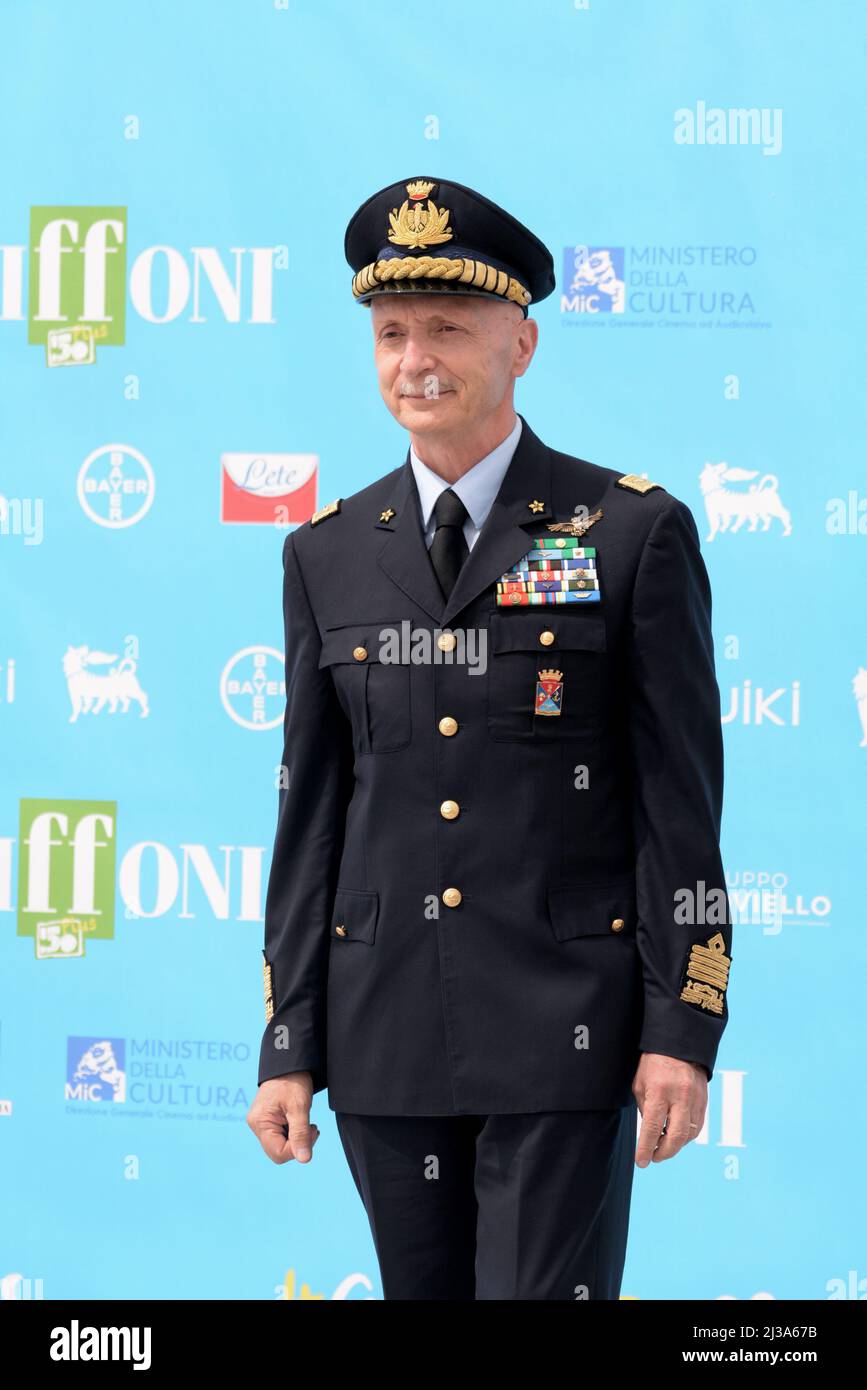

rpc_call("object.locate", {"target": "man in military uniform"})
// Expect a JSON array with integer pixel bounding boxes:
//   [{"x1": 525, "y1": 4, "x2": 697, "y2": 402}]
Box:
[{"x1": 247, "y1": 177, "x2": 732, "y2": 1300}]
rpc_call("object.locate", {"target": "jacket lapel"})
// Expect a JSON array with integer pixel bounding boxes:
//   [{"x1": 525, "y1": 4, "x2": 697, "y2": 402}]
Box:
[
  {"x1": 375, "y1": 414, "x2": 554, "y2": 627},
  {"x1": 375, "y1": 456, "x2": 446, "y2": 623},
  {"x1": 441, "y1": 415, "x2": 553, "y2": 625}
]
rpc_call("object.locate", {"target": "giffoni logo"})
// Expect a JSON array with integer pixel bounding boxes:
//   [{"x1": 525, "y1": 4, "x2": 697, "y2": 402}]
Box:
[
  {"x1": 27, "y1": 208, "x2": 127, "y2": 347},
  {"x1": 1, "y1": 207, "x2": 279, "y2": 357},
  {"x1": 17, "y1": 799, "x2": 117, "y2": 957},
  {"x1": 6, "y1": 801, "x2": 269, "y2": 948}
]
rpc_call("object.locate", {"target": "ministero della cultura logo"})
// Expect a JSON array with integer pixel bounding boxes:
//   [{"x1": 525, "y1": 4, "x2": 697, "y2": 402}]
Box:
[
  {"x1": 559, "y1": 102, "x2": 780, "y2": 331},
  {"x1": 560, "y1": 244, "x2": 766, "y2": 330},
  {"x1": 0, "y1": 206, "x2": 281, "y2": 367}
]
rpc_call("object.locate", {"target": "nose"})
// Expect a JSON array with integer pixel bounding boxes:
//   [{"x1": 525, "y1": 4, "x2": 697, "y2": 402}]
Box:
[{"x1": 398, "y1": 332, "x2": 438, "y2": 381}]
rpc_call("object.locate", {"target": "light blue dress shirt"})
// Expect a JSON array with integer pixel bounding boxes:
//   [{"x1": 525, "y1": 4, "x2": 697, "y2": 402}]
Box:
[{"x1": 409, "y1": 412, "x2": 523, "y2": 551}]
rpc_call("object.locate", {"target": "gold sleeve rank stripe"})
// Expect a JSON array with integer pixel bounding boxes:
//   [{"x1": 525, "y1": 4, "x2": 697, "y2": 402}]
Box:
[
  {"x1": 311, "y1": 498, "x2": 342, "y2": 526},
  {"x1": 263, "y1": 953, "x2": 275, "y2": 1022},
  {"x1": 616, "y1": 474, "x2": 661, "y2": 494},
  {"x1": 679, "y1": 932, "x2": 731, "y2": 1016}
]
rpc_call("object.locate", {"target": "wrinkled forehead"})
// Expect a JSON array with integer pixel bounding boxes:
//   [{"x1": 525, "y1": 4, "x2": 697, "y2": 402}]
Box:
[{"x1": 369, "y1": 294, "x2": 520, "y2": 330}]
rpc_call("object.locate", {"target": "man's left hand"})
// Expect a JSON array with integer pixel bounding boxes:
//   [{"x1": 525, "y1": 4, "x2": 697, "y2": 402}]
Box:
[{"x1": 632, "y1": 1053, "x2": 707, "y2": 1167}]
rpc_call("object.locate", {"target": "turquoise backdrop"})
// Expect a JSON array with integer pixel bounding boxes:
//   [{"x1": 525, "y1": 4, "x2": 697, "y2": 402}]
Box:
[{"x1": 1, "y1": 0, "x2": 865, "y2": 1302}]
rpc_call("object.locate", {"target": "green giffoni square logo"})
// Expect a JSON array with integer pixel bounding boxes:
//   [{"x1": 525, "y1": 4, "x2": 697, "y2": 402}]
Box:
[
  {"x1": 27, "y1": 207, "x2": 127, "y2": 346},
  {"x1": 18, "y1": 799, "x2": 117, "y2": 958}
]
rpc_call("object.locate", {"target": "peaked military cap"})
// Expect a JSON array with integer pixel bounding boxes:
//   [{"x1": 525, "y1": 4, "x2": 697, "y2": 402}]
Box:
[{"x1": 344, "y1": 176, "x2": 555, "y2": 317}]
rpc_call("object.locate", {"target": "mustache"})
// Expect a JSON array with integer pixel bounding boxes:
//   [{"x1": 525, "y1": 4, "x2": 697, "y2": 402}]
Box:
[{"x1": 397, "y1": 379, "x2": 455, "y2": 397}]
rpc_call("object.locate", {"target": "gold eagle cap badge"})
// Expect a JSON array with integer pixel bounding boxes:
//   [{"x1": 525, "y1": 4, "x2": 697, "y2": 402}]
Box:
[
  {"x1": 547, "y1": 507, "x2": 603, "y2": 538},
  {"x1": 388, "y1": 179, "x2": 454, "y2": 250}
]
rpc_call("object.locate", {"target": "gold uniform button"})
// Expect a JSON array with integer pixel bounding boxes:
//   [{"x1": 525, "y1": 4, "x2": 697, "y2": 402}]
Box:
[
  {"x1": 440, "y1": 800, "x2": 460, "y2": 820},
  {"x1": 438, "y1": 716, "x2": 458, "y2": 737},
  {"x1": 539, "y1": 630, "x2": 555, "y2": 647},
  {"x1": 611, "y1": 918, "x2": 625, "y2": 933},
  {"x1": 352, "y1": 646, "x2": 368, "y2": 661},
  {"x1": 335, "y1": 924, "x2": 347, "y2": 936},
  {"x1": 442, "y1": 887, "x2": 462, "y2": 908},
  {"x1": 437, "y1": 632, "x2": 457, "y2": 652}
]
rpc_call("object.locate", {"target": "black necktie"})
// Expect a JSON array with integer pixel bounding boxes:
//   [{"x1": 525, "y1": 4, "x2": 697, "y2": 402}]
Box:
[{"x1": 429, "y1": 488, "x2": 470, "y2": 599}]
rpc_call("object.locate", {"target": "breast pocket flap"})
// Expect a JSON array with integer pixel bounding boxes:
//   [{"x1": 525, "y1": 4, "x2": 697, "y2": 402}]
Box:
[
  {"x1": 490, "y1": 612, "x2": 607, "y2": 654},
  {"x1": 318, "y1": 623, "x2": 396, "y2": 669}
]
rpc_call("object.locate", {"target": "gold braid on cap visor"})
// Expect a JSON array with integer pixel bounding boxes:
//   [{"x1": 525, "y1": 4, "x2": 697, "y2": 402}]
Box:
[{"x1": 352, "y1": 254, "x2": 532, "y2": 307}]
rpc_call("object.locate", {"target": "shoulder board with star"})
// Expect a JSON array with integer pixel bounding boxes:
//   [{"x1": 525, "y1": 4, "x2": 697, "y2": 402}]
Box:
[
  {"x1": 310, "y1": 498, "x2": 342, "y2": 526},
  {"x1": 615, "y1": 474, "x2": 663, "y2": 495}
]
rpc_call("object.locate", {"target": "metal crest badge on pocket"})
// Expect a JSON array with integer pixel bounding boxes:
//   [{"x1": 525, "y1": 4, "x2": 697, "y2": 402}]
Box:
[
  {"x1": 535, "y1": 668, "x2": 564, "y2": 717},
  {"x1": 496, "y1": 542, "x2": 601, "y2": 606}
]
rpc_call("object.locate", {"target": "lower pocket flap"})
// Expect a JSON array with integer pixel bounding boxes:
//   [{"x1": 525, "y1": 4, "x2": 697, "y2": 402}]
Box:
[
  {"x1": 547, "y1": 880, "x2": 636, "y2": 942},
  {"x1": 331, "y1": 888, "x2": 379, "y2": 944}
]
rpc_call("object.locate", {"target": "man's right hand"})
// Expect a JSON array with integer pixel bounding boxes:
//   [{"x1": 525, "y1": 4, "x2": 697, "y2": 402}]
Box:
[{"x1": 247, "y1": 1072, "x2": 321, "y2": 1165}]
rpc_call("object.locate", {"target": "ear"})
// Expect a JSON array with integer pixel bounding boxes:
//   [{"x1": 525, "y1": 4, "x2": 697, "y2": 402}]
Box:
[{"x1": 516, "y1": 315, "x2": 539, "y2": 363}]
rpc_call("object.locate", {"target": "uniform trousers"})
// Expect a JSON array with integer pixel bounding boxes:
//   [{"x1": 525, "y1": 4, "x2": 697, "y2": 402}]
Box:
[{"x1": 335, "y1": 1100, "x2": 638, "y2": 1301}]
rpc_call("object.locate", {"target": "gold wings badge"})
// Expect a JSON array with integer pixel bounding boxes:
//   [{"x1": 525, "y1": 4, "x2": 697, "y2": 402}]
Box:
[{"x1": 546, "y1": 508, "x2": 603, "y2": 538}]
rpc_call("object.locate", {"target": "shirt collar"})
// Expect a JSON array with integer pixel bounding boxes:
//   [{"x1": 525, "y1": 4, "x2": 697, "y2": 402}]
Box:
[{"x1": 409, "y1": 413, "x2": 523, "y2": 532}]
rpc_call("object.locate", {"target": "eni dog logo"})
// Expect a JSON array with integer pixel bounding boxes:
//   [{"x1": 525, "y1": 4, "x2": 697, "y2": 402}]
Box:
[
  {"x1": 63, "y1": 642, "x2": 150, "y2": 722},
  {"x1": 700, "y1": 462, "x2": 792, "y2": 540}
]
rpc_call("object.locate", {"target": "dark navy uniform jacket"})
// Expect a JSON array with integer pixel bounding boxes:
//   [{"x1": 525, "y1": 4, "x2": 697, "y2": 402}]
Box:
[{"x1": 257, "y1": 414, "x2": 732, "y2": 1114}]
